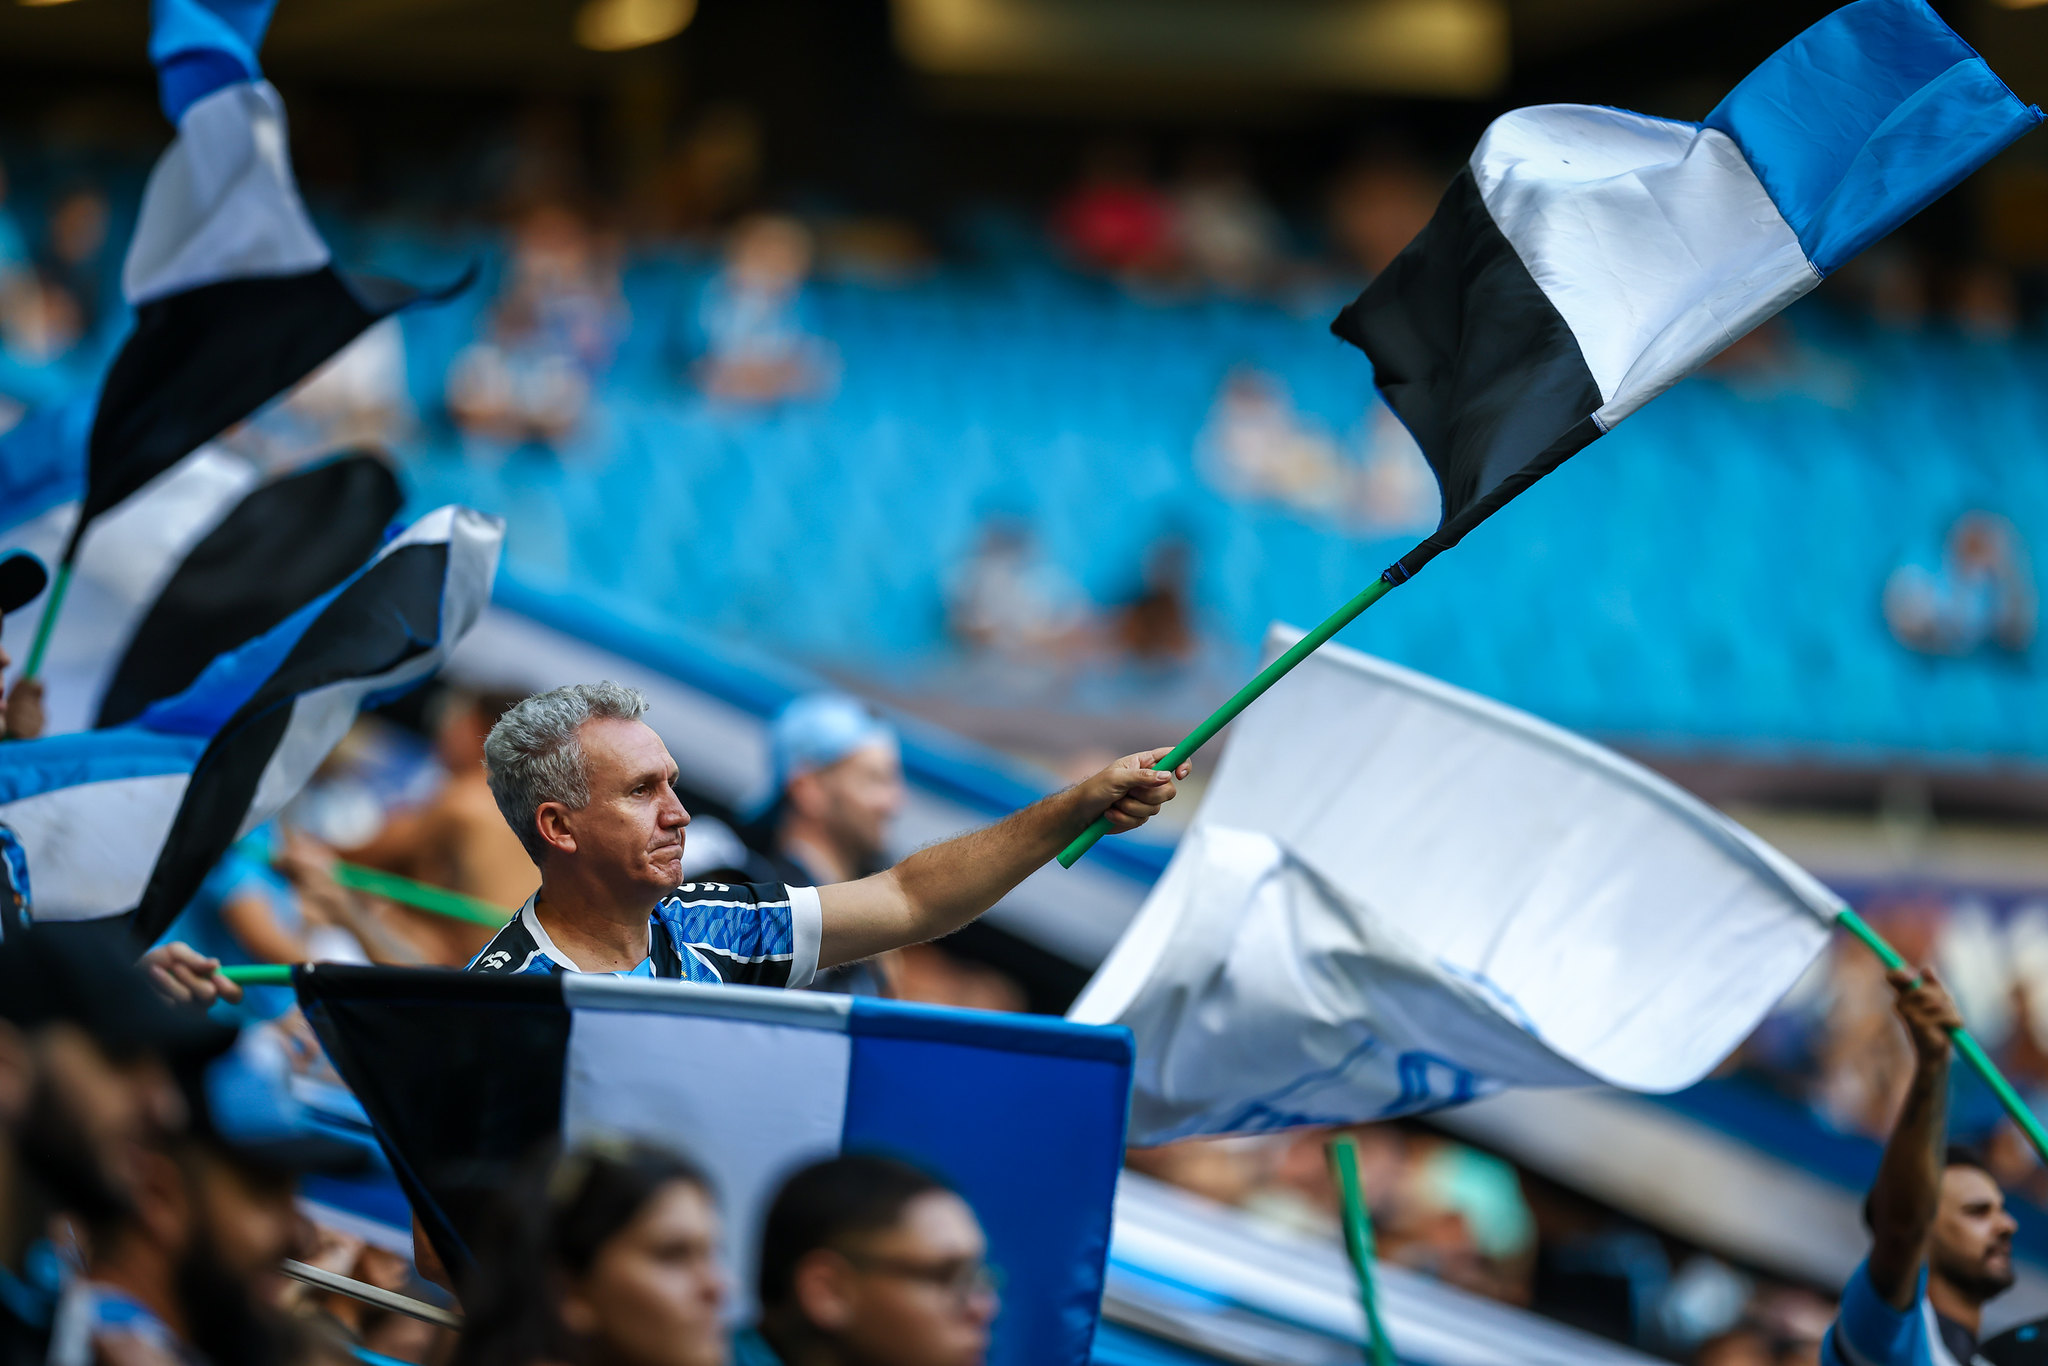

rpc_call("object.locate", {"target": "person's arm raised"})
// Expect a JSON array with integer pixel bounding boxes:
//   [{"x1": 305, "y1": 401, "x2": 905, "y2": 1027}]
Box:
[
  {"x1": 1866, "y1": 967, "x2": 1964, "y2": 1310},
  {"x1": 815, "y1": 748, "x2": 1190, "y2": 970}
]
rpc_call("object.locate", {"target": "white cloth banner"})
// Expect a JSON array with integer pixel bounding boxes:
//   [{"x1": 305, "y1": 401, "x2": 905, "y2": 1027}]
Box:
[{"x1": 1071, "y1": 626, "x2": 1841, "y2": 1145}]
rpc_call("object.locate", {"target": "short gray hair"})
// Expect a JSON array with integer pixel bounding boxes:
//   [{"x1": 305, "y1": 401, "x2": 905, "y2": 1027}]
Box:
[{"x1": 484, "y1": 682, "x2": 651, "y2": 865}]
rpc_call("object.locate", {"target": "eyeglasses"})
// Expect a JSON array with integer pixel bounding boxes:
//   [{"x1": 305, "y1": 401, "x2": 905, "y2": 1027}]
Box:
[{"x1": 835, "y1": 1250, "x2": 1004, "y2": 1305}]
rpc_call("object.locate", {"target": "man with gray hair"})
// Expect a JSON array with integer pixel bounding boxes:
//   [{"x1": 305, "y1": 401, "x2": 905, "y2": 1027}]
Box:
[{"x1": 466, "y1": 681, "x2": 1189, "y2": 982}]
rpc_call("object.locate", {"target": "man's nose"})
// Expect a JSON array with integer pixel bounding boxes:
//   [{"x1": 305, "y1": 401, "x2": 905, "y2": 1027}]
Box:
[{"x1": 661, "y1": 786, "x2": 690, "y2": 828}]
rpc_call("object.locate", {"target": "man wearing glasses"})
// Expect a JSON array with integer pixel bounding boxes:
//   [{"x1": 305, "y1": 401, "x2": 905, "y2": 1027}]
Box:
[{"x1": 740, "y1": 1155, "x2": 999, "y2": 1366}]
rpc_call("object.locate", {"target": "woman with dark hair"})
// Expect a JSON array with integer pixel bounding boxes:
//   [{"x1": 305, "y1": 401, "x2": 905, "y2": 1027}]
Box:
[{"x1": 454, "y1": 1140, "x2": 729, "y2": 1366}]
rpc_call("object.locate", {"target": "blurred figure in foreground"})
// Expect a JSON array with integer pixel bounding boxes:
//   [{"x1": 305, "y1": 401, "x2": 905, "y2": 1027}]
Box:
[
  {"x1": 0, "y1": 926, "x2": 232, "y2": 1366},
  {"x1": 49, "y1": 1038, "x2": 367, "y2": 1366},
  {"x1": 344, "y1": 690, "x2": 538, "y2": 963},
  {"x1": 752, "y1": 696, "x2": 907, "y2": 997},
  {"x1": 696, "y1": 215, "x2": 835, "y2": 405},
  {"x1": 1821, "y1": 968, "x2": 2015, "y2": 1366},
  {"x1": 454, "y1": 1142, "x2": 728, "y2": 1366},
  {"x1": 739, "y1": 1155, "x2": 997, "y2": 1366},
  {"x1": 1885, "y1": 512, "x2": 2036, "y2": 657},
  {"x1": 0, "y1": 551, "x2": 47, "y2": 744}
]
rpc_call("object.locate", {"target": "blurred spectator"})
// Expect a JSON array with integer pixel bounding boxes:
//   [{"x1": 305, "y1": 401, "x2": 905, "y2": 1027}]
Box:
[
  {"x1": 0, "y1": 159, "x2": 26, "y2": 278},
  {"x1": 1327, "y1": 151, "x2": 1442, "y2": 277},
  {"x1": 1198, "y1": 367, "x2": 1352, "y2": 518},
  {"x1": 945, "y1": 519, "x2": 1089, "y2": 659},
  {"x1": 751, "y1": 694, "x2": 906, "y2": 998},
  {"x1": 695, "y1": 215, "x2": 835, "y2": 405},
  {"x1": 637, "y1": 104, "x2": 763, "y2": 236},
  {"x1": 453, "y1": 1141, "x2": 727, "y2": 1366},
  {"x1": 35, "y1": 187, "x2": 109, "y2": 339},
  {"x1": 225, "y1": 321, "x2": 414, "y2": 475},
  {"x1": 1051, "y1": 140, "x2": 1175, "y2": 282},
  {"x1": 1355, "y1": 403, "x2": 1440, "y2": 536},
  {"x1": 1953, "y1": 264, "x2": 2019, "y2": 342},
  {"x1": 1110, "y1": 539, "x2": 1197, "y2": 666},
  {"x1": 49, "y1": 1036, "x2": 366, "y2": 1366},
  {"x1": 1884, "y1": 512, "x2": 2036, "y2": 657},
  {"x1": 1, "y1": 550, "x2": 48, "y2": 741},
  {"x1": 289, "y1": 1225, "x2": 445, "y2": 1365},
  {"x1": 0, "y1": 927, "x2": 234, "y2": 1366},
  {"x1": 449, "y1": 203, "x2": 626, "y2": 450},
  {"x1": 1171, "y1": 143, "x2": 1283, "y2": 295},
  {"x1": 342, "y1": 690, "x2": 538, "y2": 964},
  {"x1": 740, "y1": 1154, "x2": 997, "y2": 1366},
  {"x1": 156, "y1": 823, "x2": 427, "y2": 1021}
]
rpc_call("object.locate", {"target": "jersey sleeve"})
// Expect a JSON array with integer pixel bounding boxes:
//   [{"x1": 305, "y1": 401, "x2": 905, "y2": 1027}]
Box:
[
  {"x1": 659, "y1": 882, "x2": 823, "y2": 989},
  {"x1": 1827, "y1": 1259, "x2": 1927, "y2": 1366}
]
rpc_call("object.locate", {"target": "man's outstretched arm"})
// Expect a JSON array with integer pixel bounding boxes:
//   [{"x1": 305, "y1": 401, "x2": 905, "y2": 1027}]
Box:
[
  {"x1": 1866, "y1": 967, "x2": 1963, "y2": 1310},
  {"x1": 815, "y1": 748, "x2": 1190, "y2": 970}
]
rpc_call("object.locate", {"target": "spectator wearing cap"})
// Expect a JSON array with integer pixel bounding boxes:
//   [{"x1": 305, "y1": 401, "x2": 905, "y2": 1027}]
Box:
[
  {"x1": 0, "y1": 926, "x2": 234, "y2": 1366},
  {"x1": 46, "y1": 1030, "x2": 367, "y2": 1366},
  {"x1": 1822, "y1": 967, "x2": 2017, "y2": 1366},
  {"x1": 465, "y1": 682, "x2": 1185, "y2": 983},
  {"x1": 750, "y1": 695, "x2": 907, "y2": 997},
  {"x1": 737, "y1": 1155, "x2": 997, "y2": 1366},
  {"x1": 453, "y1": 1141, "x2": 727, "y2": 1366}
]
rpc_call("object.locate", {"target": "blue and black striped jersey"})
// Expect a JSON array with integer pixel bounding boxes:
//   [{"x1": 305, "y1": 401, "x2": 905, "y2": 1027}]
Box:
[{"x1": 466, "y1": 882, "x2": 822, "y2": 988}]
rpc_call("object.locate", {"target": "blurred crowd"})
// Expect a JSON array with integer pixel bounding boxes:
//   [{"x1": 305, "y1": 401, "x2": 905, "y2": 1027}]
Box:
[{"x1": 0, "y1": 929, "x2": 1004, "y2": 1366}]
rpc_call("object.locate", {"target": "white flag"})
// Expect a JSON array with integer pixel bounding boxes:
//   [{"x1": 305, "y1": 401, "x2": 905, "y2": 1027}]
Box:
[{"x1": 1071, "y1": 626, "x2": 1840, "y2": 1146}]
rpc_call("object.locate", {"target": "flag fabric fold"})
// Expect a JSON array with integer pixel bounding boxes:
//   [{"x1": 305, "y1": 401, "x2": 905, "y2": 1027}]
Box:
[
  {"x1": 0, "y1": 506, "x2": 501, "y2": 939},
  {"x1": 299, "y1": 968, "x2": 1132, "y2": 1366},
  {"x1": 38, "y1": 0, "x2": 466, "y2": 562},
  {"x1": 1, "y1": 452, "x2": 402, "y2": 736},
  {"x1": 1333, "y1": 0, "x2": 2042, "y2": 579},
  {"x1": 1071, "y1": 626, "x2": 1841, "y2": 1147}
]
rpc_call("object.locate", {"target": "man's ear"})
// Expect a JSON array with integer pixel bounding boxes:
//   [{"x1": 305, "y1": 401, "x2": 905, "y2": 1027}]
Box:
[
  {"x1": 792, "y1": 1249, "x2": 856, "y2": 1333},
  {"x1": 785, "y1": 771, "x2": 827, "y2": 824},
  {"x1": 535, "y1": 802, "x2": 578, "y2": 858}
]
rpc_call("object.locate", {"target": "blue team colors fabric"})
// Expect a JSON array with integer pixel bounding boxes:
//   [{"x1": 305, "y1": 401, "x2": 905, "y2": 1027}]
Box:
[{"x1": 1705, "y1": 0, "x2": 2043, "y2": 274}]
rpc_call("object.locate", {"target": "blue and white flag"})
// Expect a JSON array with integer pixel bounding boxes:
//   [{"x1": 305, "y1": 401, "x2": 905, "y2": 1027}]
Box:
[
  {"x1": 298, "y1": 968, "x2": 1133, "y2": 1366},
  {"x1": 1332, "y1": 0, "x2": 2042, "y2": 581},
  {"x1": 0, "y1": 0, "x2": 463, "y2": 567},
  {"x1": 0, "y1": 506, "x2": 502, "y2": 940},
  {"x1": 1072, "y1": 626, "x2": 1842, "y2": 1146}
]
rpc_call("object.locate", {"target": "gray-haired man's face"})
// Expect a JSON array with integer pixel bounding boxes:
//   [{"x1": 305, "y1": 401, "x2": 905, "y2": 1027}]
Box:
[{"x1": 543, "y1": 717, "x2": 691, "y2": 896}]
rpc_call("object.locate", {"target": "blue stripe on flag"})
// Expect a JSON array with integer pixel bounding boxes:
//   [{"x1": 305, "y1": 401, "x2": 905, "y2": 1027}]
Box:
[
  {"x1": 0, "y1": 728, "x2": 205, "y2": 804},
  {"x1": 841, "y1": 1000, "x2": 1132, "y2": 1366},
  {"x1": 1705, "y1": 0, "x2": 2042, "y2": 276},
  {"x1": 0, "y1": 392, "x2": 95, "y2": 537},
  {"x1": 150, "y1": 0, "x2": 278, "y2": 122}
]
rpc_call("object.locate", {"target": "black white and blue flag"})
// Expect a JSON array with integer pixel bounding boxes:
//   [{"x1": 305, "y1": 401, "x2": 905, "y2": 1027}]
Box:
[
  {"x1": 1334, "y1": 0, "x2": 2043, "y2": 579},
  {"x1": 0, "y1": 505, "x2": 502, "y2": 941},
  {"x1": 2, "y1": 0, "x2": 463, "y2": 570},
  {"x1": 298, "y1": 966, "x2": 1132, "y2": 1366}
]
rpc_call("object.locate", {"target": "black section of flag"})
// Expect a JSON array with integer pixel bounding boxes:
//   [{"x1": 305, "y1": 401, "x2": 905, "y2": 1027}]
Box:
[
  {"x1": 67, "y1": 266, "x2": 460, "y2": 558},
  {"x1": 1331, "y1": 166, "x2": 1604, "y2": 577},
  {"x1": 128, "y1": 540, "x2": 449, "y2": 942},
  {"x1": 97, "y1": 453, "x2": 403, "y2": 727},
  {"x1": 297, "y1": 966, "x2": 570, "y2": 1281}
]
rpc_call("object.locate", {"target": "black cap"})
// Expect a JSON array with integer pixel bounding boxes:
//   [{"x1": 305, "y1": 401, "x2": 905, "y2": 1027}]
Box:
[
  {"x1": 0, "y1": 551, "x2": 48, "y2": 616},
  {"x1": 0, "y1": 922, "x2": 236, "y2": 1064},
  {"x1": 1985, "y1": 1319, "x2": 2048, "y2": 1366}
]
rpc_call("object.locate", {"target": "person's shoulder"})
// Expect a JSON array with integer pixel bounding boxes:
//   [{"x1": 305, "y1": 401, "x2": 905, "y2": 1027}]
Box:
[
  {"x1": 1827, "y1": 1259, "x2": 1932, "y2": 1366},
  {"x1": 466, "y1": 910, "x2": 549, "y2": 973},
  {"x1": 661, "y1": 881, "x2": 796, "y2": 911}
]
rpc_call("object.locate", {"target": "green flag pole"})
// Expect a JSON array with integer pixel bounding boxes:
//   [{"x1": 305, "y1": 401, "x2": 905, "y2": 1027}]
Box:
[
  {"x1": 19, "y1": 559, "x2": 74, "y2": 682},
  {"x1": 222, "y1": 964, "x2": 295, "y2": 986},
  {"x1": 1836, "y1": 906, "x2": 2048, "y2": 1164},
  {"x1": 1329, "y1": 1134, "x2": 1399, "y2": 1366},
  {"x1": 210, "y1": 869, "x2": 510, "y2": 986},
  {"x1": 330, "y1": 862, "x2": 512, "y2": 927},
  {"x1": 1058, "y1": 571, "x2": 1402, "y2": 868}
]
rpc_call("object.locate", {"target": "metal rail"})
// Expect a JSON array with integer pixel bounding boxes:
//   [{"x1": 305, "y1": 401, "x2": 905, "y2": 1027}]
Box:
[{"x1": 279, "y1": 1260, "x2": 462, "y2": 1330}]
